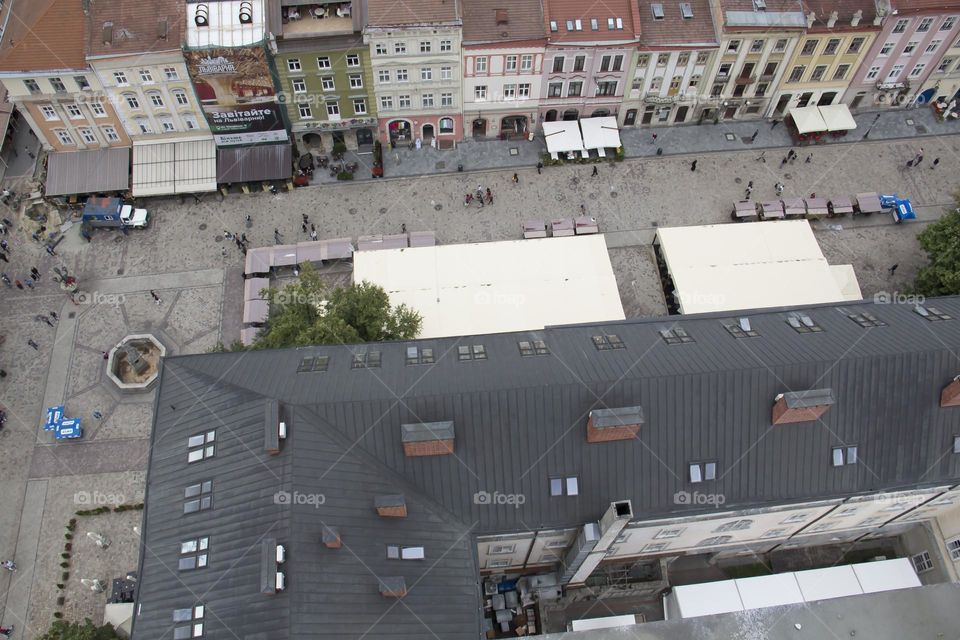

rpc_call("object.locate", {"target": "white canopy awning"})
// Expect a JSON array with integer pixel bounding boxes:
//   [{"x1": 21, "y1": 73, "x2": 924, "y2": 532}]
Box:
[
  {"x1": 542, "y1": 121, "x2": 584, "y2": 154},
  {"x1": 818, "y1": 103, "x2": 857, "y2": 131},
  {"x1": 579, "y1": 117, "x2": 621, "y2": 150},
  {"x1": 789, "y1": 106, "x2": 827, "y2": 134},
  {"x1": 132, "y1": 135, "x2": 217, "y2": 197}
]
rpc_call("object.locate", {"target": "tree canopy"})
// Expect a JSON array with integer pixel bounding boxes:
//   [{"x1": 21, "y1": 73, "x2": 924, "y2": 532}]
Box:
[
  {"x1": 254, "y1": 264, "x2": 422, "y2": 348},
  {"x1": 914, "y1": 198, "x2": 960, "y2": 297},
  {"x1": 37, "y1": 619, "x2": 124, "y2": 640}
]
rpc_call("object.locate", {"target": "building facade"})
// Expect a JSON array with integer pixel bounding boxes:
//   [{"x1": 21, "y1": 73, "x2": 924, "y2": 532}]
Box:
[
  {"x1": 845, "y1": 0, "x2": 960, "y2": 110},
  {"x1": 769, "y1": 1, "x2": 882, "y2": 114},
  {"x1": 539, "y1": 0, "x2": 641, "y2": 124},
  {"x1": 461, "y1": 0, "x2": 545, "y2": 140},
  {"x1": 270, "y1": 0, "x2": 378, "y2": 152},
  {"x1": 915, "y1": 33, "x2": 960, "y2": 107},
  {"x1": 702, "y1": 0, "x2": 807, "y2": 121},
  {"x1": 621, "y1": 0, "x2": 719, "y2": 128},
  {"x1": 365, "y1": 0, "x2": 462, "y2": 146}
]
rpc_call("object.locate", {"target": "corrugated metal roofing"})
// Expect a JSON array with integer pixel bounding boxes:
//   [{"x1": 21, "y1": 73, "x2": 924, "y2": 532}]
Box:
[
  {"x1": 44, "y1": 148, "x2": 130, "y2": 196},
  {"x1": 217, "y1": 144, "x2": 292, "y2": 183},
  {"x1": 132, "y1": 137, "x2": 217, "y2": 197}
]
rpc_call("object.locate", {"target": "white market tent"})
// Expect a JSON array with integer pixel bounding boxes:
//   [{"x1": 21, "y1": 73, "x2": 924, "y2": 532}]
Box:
[
  {"x1": 542, "y1": 121, "x2": 585, "y2": 159},
  {"x1": 819, "y1": 103, "x2": 858, "y2": 131},
  {"x1": 579, "y1": 117, "x2": 621, "y2": 157},
  {"x1": 656, "y1": 220, "x2": 860, "y2": 314},
  {"x1": 664, "y1": 559, "x2": 921, "y2": 621},
  {"x1": 789, "y1": 105, "x2": 827, "y2": 134},
  {"x1": 353, "y1": 235, "x2": 625, "y2": 339}
]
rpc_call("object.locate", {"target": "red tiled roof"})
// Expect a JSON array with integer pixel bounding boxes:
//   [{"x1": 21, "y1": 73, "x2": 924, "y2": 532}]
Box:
[
  {"x1": 800, "y1": 0, "x2": 882, "y2": 32},
  {"x1": 719, "y1": 0, "x2": 803, "y2": 10},
  {"x1": 0, "y1": 0, "x2": 87, "y2": 72},
  {"x1": 86, "y1": 0, "x2": 185, "y2": 58},
  {"x1": 637, "y1": 0, "x2": 718, "y2": 46},
  {"x1": 462, "y1": 0, "x2": 545, "y2": 43},
  {"x1": 543, "y1": 0, "x2": 641, "y2": 42},
  {"x1": 367, "y1": 0, "x2": 460, "y2": 26},
  {"x1": 890, "y1": 0, "x2": 960, "y2": 14}
]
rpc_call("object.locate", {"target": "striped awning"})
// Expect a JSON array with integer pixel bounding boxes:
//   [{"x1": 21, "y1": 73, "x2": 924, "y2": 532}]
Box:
[
  {"x1": 45, "y1": 147, "x2": 130, "y2": 197},
  {"x1": 132, "y1": 135, "x2": 217, "y2": 197}
]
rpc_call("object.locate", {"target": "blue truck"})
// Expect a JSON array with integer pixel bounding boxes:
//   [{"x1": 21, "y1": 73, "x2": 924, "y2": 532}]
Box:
[{"x1": 81, "y1": 197, "x2": 149, "y2": 229}]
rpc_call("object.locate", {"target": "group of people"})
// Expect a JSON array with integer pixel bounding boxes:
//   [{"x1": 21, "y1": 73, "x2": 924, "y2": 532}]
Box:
[
  {"x1": 464, "y1": 185, "x2": 494, "y2": 207},
  {"x1": 223, "y1": 230, "x2": 251, "y2": 255},
  {"x1": 1, "y1": 266, "x2": 42, "y2": 291}
]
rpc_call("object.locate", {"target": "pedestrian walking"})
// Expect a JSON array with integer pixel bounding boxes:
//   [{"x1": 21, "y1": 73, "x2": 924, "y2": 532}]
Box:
[
  {"x1": 485, "y1": 188, "x2": 493, "y2": 205},
  {"x1": 0, "y1": 253, "x2": 7, "y2": 263},
  {"x1": 1, "y1": 560, "x2": 15, "y2": 571},
  {"x1": 45, "y1": 245, "x2": 56, "y2": 257},
  {"x1": 745, "y1": 185, "x2": 753, "y2": 199},
  {"x1": 27, "y1": 339, "x2": 38, "y2": 350},
  {"x1": 889, "y1": 264, "x2": 899, "y2": 276},
  {"x1": 932, "y1": 157, "x2": 940, "y2": 168},
  {"x1": 809, "y1": 192, "x2": 816, "y2": 199},
  {"x1": 0, "y1": 273, "x2": 9, "y2": 287},
  {"x1": 93, "y1": 410, "x2": 103, "y2": 420},
  {"x1": 690, "y1": 159, "x2": 697, "y2": 172},
  {"x1": 771, "y1": 119, "x2": 780, "y2": 129},
  {"x1": 241, "y1": 233, "x2": 248, "y2": 245},
  {"x1": 805, "y1": 154, "x2": 812, "y2": 163},
  {"x1": 302, "y1": 213, "x2": 309, "y2": 225},
  {"x1": 310, "y1": 228, "x2": 318, "y2": 241},
  {"x1": 245, "y1": 214, "x2": 252, "y2": 226},
  {"x1": 591, "y1": 166, "x2": 599, "y2": 177},
  {"x1": 750, "y1": 129, "x2": 759, "y2": 142},
  {"x1": 274, "y1": 228, "x2": 282, "y2": 243},
  {"x1": 234, "y1": 236, "x2": 242, "y2": 250},
  {"x1": 30, "y1": 267, "x2": 39, "y2": 278},
  {"x1": 223, "y1": 230, "x2": 232, "y2": 240},
  {"x1": 14, "y1": 280, "x2": 22, "y2": 290},
  {"x1": 150, "y1": 290, "x2": 161, "y2": 305},
  {"x1": 580, "y1": 204, "x2": 586, "y2": 216},
  {"x1": 0, "y1": 624, "x2": 14, "y2": 637},
  {"x1": 780, "y1": 156, "x2": 788, "y2": 168},
  {"x1": 401, "y1": 223, "x2": 407, "y2": 234},
  {"x1": 25, "y1": 146, "x2": 35, "y2": 159},
  {"x1": 0, "y1": 239, "x2": 8, "y2": 251},
  {"x1": 775, "y1": 182, "x2": 784, "y2": 196},
  {"x1": 915, "y1": 147, "x2": 924, "y2": 166},
  {"x1": 907, "y1": 159, "x2": 915, "y2": 168},
  {"x1": 301, "y1": 221, "x2": 307, "y2": 234},
  {"x1": 49, "y1": 311, "x2": 58, "y2": 322},
  {"x1": 512, "y1": 173, "x2": 519, "y2": 184},
  {"x1": 536, "y1": 162, "x2": 543, "y2": 175}
]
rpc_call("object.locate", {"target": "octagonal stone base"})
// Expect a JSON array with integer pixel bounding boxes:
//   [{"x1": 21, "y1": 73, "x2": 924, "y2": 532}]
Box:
[{"x1": 106, "y1": 334, "x2": 166, "y2": 393}]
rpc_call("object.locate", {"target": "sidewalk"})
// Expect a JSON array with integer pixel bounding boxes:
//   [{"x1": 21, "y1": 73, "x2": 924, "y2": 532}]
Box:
[{"x1": 377, "y1": 107, "x2": 958, "y2": 180}]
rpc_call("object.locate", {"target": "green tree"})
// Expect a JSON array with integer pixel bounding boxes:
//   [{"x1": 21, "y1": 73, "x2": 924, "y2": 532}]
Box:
[
  {"x1": 37, "y1": 619, "x2": 124, "y2": 640},
  {"x1": 254, "y1": 264, "x2": 421, "y2": 348},
  {"x1": 914, "y1": 198, "x2": 960, "y2": 297}
]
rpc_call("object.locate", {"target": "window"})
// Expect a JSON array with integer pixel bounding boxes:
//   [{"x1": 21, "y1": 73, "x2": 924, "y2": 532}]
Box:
[
  {"x1": 832, "y1": 446, "x2": 857, "y2": 467},
  {"x1": 396, "y1": 69, "x2": 408, "y2": 82},
  {"x1": 591, "y1": 334, "x2": 624, "y2": 350},
  {"x1": 750, "y1": 39, "x2": 764, "y2": 53},
  {"x1": 387, "y1": 544, "x2": 425, "y2": 560},
  {"x1": 761, "y1": 528, "x2": 786, "y2": 539},
  {"x1": 380, "y1": 96, "x2": 393, "y2": 110},
  {"x1": 394, "y1": 42, "x2": 406, "y2": 54},
  {"x1": 548, "y1": 82, "x2": 562, "y2": 97},
  {"x1": 405, "y1": 346, "x2": 435, "y2": 365},
  {"x1": 54, "y1": 129, "x2": 74, "y2": 145},
  {"x1": 135, "y1": 118, "x2": 152, "y2": 134},
  {"x1": 865, "y1": 66, "x2": 881, "y2": 81},
  {"x1": 689, "y1": 461, "x2": 717, "y2": 483},
  {"x1": 696, "y1": 52, "x2": 708, "y2": 65},
  {"x1": 350, "y1": 74, "x2": 363, "y2": 88},
  {"x1": 892, "y1": 19, "x2": 909, "y2": 34},
  {"x1": 590, "y1": 18, "x2": 598, "y2": 30},
  {"x1": 441, "y1": 93, "x2": 453, "y2": 107},
  {"x1": 475, "y1": 85, "x2": 488, "y2": 100},
  {"x1": 321, "y1": 76, "x2": 335, "y2": 90},
  {"x1": 725, "y1": 318, "x2": 758, "y2": 338},
  {"x1": 517, "y1": 340, "x2": 549, "y2": 356},
  {"x1": 698, "y1": 536, "x2": 732, "y2": 547},
  {"x1": 596, "y1": 81, "x2": 617, "y2": 96},
  {"x1": 50, "y1": 77, "x2": 66, "y2": 92},
  {"x1": 440, "y1": 66, "x2": 452, "y2": 80},
  {"x1": 801, "y1": 39, "x2": 818, "y2": 56},
  {"x1": 939, "y1": 58, "x2": 956, "y2": 73},
  {"x1": 187, "y1": 431, "x2": 216, "y2": 463},
  {"x1": 292, "y1": 78, "x2": 306, "y2": 93},
  {"x1": 40, "y1": 105, "x2": 58, "y2": 121},
  {"x1": 926, "y1": 40, "x2": 942, "y2": 54},
  {"x1": 754, "y1": 82, "x2": 767, "y2": 96},
  {"x1": 659, "y1": 327, "x2": 694, "y2": 344},
  {"x1": 179, "y1": 536, "x2": 209, "y2": 570},
  {"x1": 346, "y1": 54, "x2": 360, "y2": 67},
  {"x1": 810, "y1": 65, "x2": 827, "y2": 81},
  {"x1": 947, "y1": 537, "x2": 960, "y2": 561},
  {"x1": 102, "y1": 126, "x2": 120, "y2": 142},
  {"x1": 655, "y1": 53, "x2": 669, "y2": 68},
  {"x1": 788, "y1": 66, "x2": 805, "y2": 82},
  {"x1": 317, "y1": 56, "x2": 331, "y2": 70},
  {"x1": 113, "y1": 71, "x2": 129, "y2": 86},
  {"x1": 420, "y1": 68, "x2": 431, "y2": 81},
  {"x1": 903, "y1": 41, "x2": 918, "y2": 54},
  {"x1": 489, "y1": 543, "x2": 515, "y2": 555},
  {"x1": 552, "y1": 57, "x2": 564, "y2": 73},
  {"x1": 942, "y1": 16, "x2": 957, "y2": 31},
  {"x1": 298, "y1": 104, "x2": 312, "y2": 119},
  {"x1": 715, "y1": 519, "x2": 752, "y2": 532},
  {"x1": 24, "y1": 79, "x2": 40, "y2": 94},
  {"x1": 549, "y1": 476, "x2": 579, "y2": 496},
  {"x1": 297, "y1": 356, "x2": 330, "y2": 372},
  {"x1": 655, "y1": 527, "x2": 684, "y2": 539},
  {"x1": 78, "y1": 128, "x2": 97, "y2": 144},
  {"x1": 888, "y1": 64, "x2": 904, "y2": 80},
  {"x1": 953, "y1": 435, "x2": 960, "y2": 454},
  {"x1": 773, "y1": 38, "x2": 787, "y2": 52},
  {"x1": 781, "y1": 513, "x2": 808, "y2": 524},
  {"x1": 439, "y1": 116, "x2": 453, "y2": 132},
  {"x1": 879, "y1": 42, "x2": 894, "y2": 56},
  {"x1": 521, "y1": 55, "x2": 533, "y2": 71},
  {"x1": 457, "y1": 344, "x2": 487, "y2": 361},
  {"x1": 183, "y1": 115, "x2": 198, "y2": 130},
  {"x1": 912, "y1": 551, "x2": 934, "y2": 573},
  {"x1": 149, "y1": 92, "x2": 164, "y2": 107},
  {"x1": 440, "y1": 40, "x2": 452, "y2": 52},
  {"x1": 375, "y1": 44, "x2": 387, "y2": 55},
  {"x1": 160, "y1": 118, "x2": 176, "y2": 132},
  {"x1": 567, "y1": 81, "x2": 582, "y2": 97},
  {"x1": 183, "y1": 480, "x2": 213, "y2": 514},
  {"x1": 350, "y1": 349, "x2": 381, "y2": 368},
  {"x1": 173, "y1": 89, "x2": 189, "y2": 105},
  {"x1": 918, "y1": 17, "x2": 934, "y2": 33},
  {"x1": 545, "y1": 539, "x2": 570, "y2": 549},
  {"x1": 833, "y1": 64, "x2": 850, "y2": 81},
  {"x1": 378, "y1": 70, "x2": 391, "y2": 83},
  {"x1": 613, "y1": 54, "x2": 623, "y2": 71},
  {"x1": 488, "y1": 559, "x2": 510, "y2": 568},
  {"x1": 475, "y1": 57, "x2": 487, "y2": 74},
  {"x1": 172, "y1": 604, "x2": 204, "y2": 639},
  {"x1": 727, "y1": 40, "x2": 740, "y2": 53},
  {"x1": 421, "y1": 94, "x2": 433, "y2": 108},
  {"x1": 677, "y1": 52, "x2": 690, "y2": 66},
  {"x1": 786, "y1": 313, "x2": 822, "y2": 333},
  {"x1": 574, "y1": 56, "x2": 585, "y2": 72},
  {"x1": 74, "y1": 75, "x2": 90, "y2": 90},
  {"x1": 139, "y1": 69, "x2": 154, "y2": 83},
  {"x1": 420, "y1": 41, "x2": 431, "y2": 53},
  {"x1": 824, "y1": 39, "x2": 840, "y2": 55},
  {"x1": 287, "y1": 58, "x2": 301, "y2": 71},
  {"x1": 649, "y1": 77, "x2": 663, "y2": 92},
  {"x1": 848, "y1": 37, "x2": 865, "y2": 54},
  {"x1": 506, "y1": 55, "x2": 518, "y2": 72},
  {"x1": 909, "y1": 63, "x2": 926, "y2": 78},
  {"x1": 502, "y1": 84, "x2": 516, "y2": 99},
  {"x1": 608, "y1": 17, "x2": 623, "y2": 30},
  {"x1": 163, "y1": 67, "x2": 179, "y2": 81},
  {"x1": 689, "y1": 75, "x2": 701, "y2": 88},
  {"x1": 91, "y1": 101, "x2": 106, "y2": 117},
  {"x1": 352, "y1": 98, "x2": 366, "y2": 115}
]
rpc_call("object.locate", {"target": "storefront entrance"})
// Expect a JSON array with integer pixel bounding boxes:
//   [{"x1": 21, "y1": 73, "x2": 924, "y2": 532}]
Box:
[
  {"x1": 388, "y1": 120, "x2": 412, "y2": 145},
  {"x1": 500, "y1": 115, "x2": 527, "y2": 139},
  {"x1": 562, "y1": 109, "x2": 579, "y2": 121},
  {"x1": 624, "y1": 109, "x2": 637, "y2": 126},
  {"x1": 356, "y1": 128, "x2": 374, "y2": 151},
  {"x1": 422, "y1": 123, "x2": 435, "y2": 144},
  {"x1": 472, "y1": 118, "x2": 487, "y2": 139}
]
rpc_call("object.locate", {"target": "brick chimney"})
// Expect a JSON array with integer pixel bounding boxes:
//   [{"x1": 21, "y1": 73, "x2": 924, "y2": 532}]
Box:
[
  {"x1": 851, "y1": 9, "x2": 862, "y2": 27},
  {"x1": 941, "y1": 377, "x2": 960, "y2": 407},
  {"x1": 587, "y1": 406, "x2": 643, "y2": 443},
  {"x1": 401, "y1": 421, "x2": 454, "y2": 457},
  {"x1": 379, "y1": 576, "x2": 408, "y2": 598},
  {"x1": 375, "y1": 494, "x2": 407, "y2": 517},
  {"x1": 321, "y1": 526, "x2": 341, "y2": 549},
  {"x1": 772, "y1": 389, "x2": 835, "y2": 425},
  {"x1": 827, "y1": 10, "x2": 838, "y2": 28}
]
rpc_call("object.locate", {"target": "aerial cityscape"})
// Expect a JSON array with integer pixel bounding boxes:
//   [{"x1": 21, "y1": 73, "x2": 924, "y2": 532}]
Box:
[{"x1": 1, "y1": 0, "x2": 960, "y2": 638}]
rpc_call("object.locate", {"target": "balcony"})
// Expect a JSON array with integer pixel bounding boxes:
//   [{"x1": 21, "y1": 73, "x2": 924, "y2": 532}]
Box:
[
  {"x1": 734, "y1": 75, "x2": 756, "y2": 85},
  {"x1": 282, "y1": 3, "x2": 354, "y2": 37}
]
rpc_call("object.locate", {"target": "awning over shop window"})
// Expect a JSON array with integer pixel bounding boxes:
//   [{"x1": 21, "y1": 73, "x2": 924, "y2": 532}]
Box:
[
  {"x1": 788, "y1": 106, "x2": 827, "y2": 135},
  {"x1": 45, "y1": 147, "x2": 130, "y2": 197},
  {"x1": 818, "y1": 104, "x2": 857, "y2": 132},
  {"x1": 217, "y1": 143, "x2": 292, "y2": 184},
  {"x1": 579, "y1": 117, "x2": 621, "y2": 151},
  {"x1": 132, "y1": 136, "x2": 217, "y2": 197},
  {"x1": 542, "y1": 121, "x2": 584, "y2": 157}
]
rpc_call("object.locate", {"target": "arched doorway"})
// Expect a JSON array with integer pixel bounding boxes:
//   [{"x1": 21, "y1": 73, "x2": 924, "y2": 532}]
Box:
[
  {"x1": 624, "y1": 109, "x2": 637, "y2": 126},
  {"x1": 562, "y1": 109, "x2": 579, "y2": 121},
  {"x1": 422, "y1": 123, "x2": 435, "y2": 144},
  {"x1": 303, "y1": 132, "x2": 323, "y2": 149},
  {"x1": 500, "y1": 115, "x2": 527, "y2": 139},
  {"x1": 915, "y1": 88, "x2": 937, "y2": 105},
  {"x1": 472, "y1": 118, "x2": 487, "y2": 139},
  {"x1": 388, "y1": 119, "x2": 412, "y2": 144},
  {"x1": 545, "y1": 109, "x2": 558, "y2": 122},
  {"x1": 591, "y1": 109, "x2": 610, "y2": 117}
]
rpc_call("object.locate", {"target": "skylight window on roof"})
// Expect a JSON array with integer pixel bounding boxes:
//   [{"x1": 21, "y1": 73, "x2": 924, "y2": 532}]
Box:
[
  {"x1": 405, "y1": 346, "x2": 435, "y2": 365},
  {"x1": 680, "y1": 2, "x2": 693, "y2": 18},
  {"x1": 172, "y1": 605, "x2": 204, "y2": 639},
  {"x1": 725, "y1": 318, "x2": 759, "y2": 338},
  {"x1": 787, "y1": 313, "x2": 822, "y2": 333},
  {"x1": 592, "y1": 334, "x2": 625, "y2": 350},
  {"x1": 458, "y1": 344, "x2": 487, "y2": 361},
  {"x1": 660, "y1": 327, "x2": 694, "y2": 344},
  {"x1": 550, "y1": 475, "x2": 579, "y2": 496},
  {"x1": 297, "y1": 355, "x2": 329, "y2": 372},
  {"x1": 753, "y1": 0, "x2": 766, "y2": 10},
  {"x1": 183, "y1": 481, "x2": 212, "y2": 514},
  {"x1": 518, "y1": 340, "x2": 550, "y2": 356},
  {"x1": 848, "y1": 311, "x2": 886, "y2": 328},
  {"x1": 351, "y1": 350, "x2": 381, "y2": 369},
  {"x1": 549, "y1": 20, "x2": 558, "y2": 32},
  {"x1": 652, "y1": 3, "x2": 665, "y2": 19},
  {"x1": 914, "y1": 305, "x2": 952, "y2": 321},
  {"x1": 179, "y1": 536, "x2": 209, "y2": 571},
  {"x1": 187, "y1": 431, "x2": 215, "y2": 463}
]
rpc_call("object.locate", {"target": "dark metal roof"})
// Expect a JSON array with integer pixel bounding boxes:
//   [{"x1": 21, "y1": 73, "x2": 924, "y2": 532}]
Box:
[
  {"x1": 134, "y1": 296, "x2": 960, "y2": 638},
  {"x1": 216, "y1": 144, "x2": 292, "y2": 183},
  {"x1": 45, "y1": 148, "x2": 130, "y2": 196}
]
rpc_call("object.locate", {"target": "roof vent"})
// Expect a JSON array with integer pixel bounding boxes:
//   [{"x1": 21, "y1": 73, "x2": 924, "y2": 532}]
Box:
[
  {"x1": 276, "y1": 571, "x2": 285, "y2": 591},
  {"x1": 753, "y1": 0, "x2": 766, "y2": 10},
  {"x1": 379, "y1": 576, "x2": 408, "y2": 598},
  {"x1": 264, "y1": 399, "x2": 282, "y2": 456},
  {"x1": 260, "y1": 538, "x2": 279, "y2": 594},
  {"x1": 157, "y1": 17, "x2": 168, "y2": 40},
  {"x1": 587, "y1": 406, "x2": 644, "y2": 443},
  {"x1": 941, "y1": 376, "x2": 960, "y2": 408},
  {"x1": 495, "y1": 9, "x2": 508, "y2": 24},
  {"x1": 651, "y1": 3, "x2": 665, "y2": 19},
  {"x1": 680, "y1": 3, "x2": 693, "y2": 19},
  {"x1": 772, "y1": 389, "x2": 835, "y2": 424},
  {"x1": 375, "y1": 494, "x2": 407, "y2": 518},
  {"x1": 401, "y1": 421, "x2": 454, "y2": 457},
  {"x1": 276, "y1": 544, "x2": 286, "y2": 563},
  {"x1": 102, "y1": 22, "x2": 114, "y2": 45},
  {"x1": 195, "y1": 4, "x2": 209, "y2": 27},
  {"x1": 322, "y1": 526, "x2": 341, "y2": 549},
  {"x1": 239, "y1": 0, "x2": 254, "y2": 24}
]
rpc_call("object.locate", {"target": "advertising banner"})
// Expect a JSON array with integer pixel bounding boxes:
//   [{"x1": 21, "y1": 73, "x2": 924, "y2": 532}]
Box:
[{"x1": 185, "y1": 46, "x2": 287, "y2": 147}]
